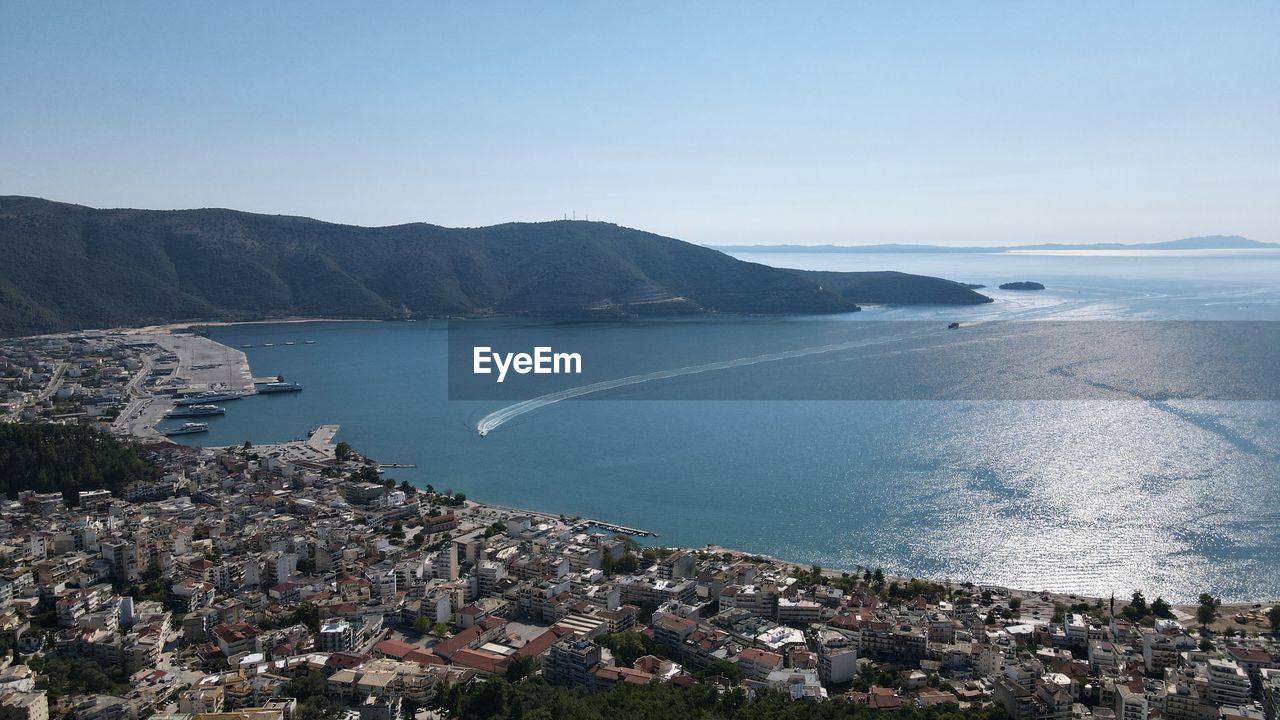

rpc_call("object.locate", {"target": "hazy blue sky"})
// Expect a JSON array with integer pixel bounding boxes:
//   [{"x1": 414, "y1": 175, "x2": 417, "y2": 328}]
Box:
[{"x1": 2, "y1": 2, "x2": 1277, "y2": 246}]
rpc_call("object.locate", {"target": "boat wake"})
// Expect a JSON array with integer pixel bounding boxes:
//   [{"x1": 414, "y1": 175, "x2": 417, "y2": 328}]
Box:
[{"x1": 475, "y1": 325, "x2": 939, "y2": 435}]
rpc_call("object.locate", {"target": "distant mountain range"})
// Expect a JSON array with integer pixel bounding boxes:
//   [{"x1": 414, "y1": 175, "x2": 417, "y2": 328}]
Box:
[
  {"x1": 0, "y1": 197, "x2": 990, "y2": 336},
  {"x1": 714, "y1": 235, "x2": 1277, "y2": 253}
]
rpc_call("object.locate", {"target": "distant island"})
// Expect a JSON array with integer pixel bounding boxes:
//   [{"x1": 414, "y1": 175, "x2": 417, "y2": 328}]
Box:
[
  {"x1": 999, "y1": 281, "x2": 1046, "y2": 291},
  {"x1": 713, "y1": 235, "x2": 1277, "y2": 254},
  {"x1": 0, "y1": 196, "x2": 991, "y2": 336}
]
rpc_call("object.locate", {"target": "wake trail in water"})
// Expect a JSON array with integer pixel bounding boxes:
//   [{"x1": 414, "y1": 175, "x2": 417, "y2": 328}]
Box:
[{"x1": 475, "y1": 326, "x2": 939, "y2": 434}]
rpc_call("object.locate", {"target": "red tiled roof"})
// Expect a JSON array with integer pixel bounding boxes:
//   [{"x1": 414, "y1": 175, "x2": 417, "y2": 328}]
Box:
[
  {"x1": 405, "y1": 649, "x2": 444, "y2": 666},
  {"x1": 373, "y1": 639, "x2": 420, "y2": 659},
  {"x1": 451, "y1": 648, "x2": 506, "y2": 674}
]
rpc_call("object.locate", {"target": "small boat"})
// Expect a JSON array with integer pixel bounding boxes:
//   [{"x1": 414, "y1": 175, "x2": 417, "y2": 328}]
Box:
[
  {"x1": 284, "y1": 341, "x2": 296, "y2": 346},
  {"x1": 241, "y1": 344, "x2": 254, "y2": 348},
  {"x1": 263, "y1": 343, "x2": 275, "y2": 347},
  {"x1": 947, "y1": 322, "x2": 960, "y2": 329},
  {"x1": 162, "y1": 422, "x2": 209, "y2": 436},
  {"x1": 304, "y1": 340, "x2": 317, "y2": 345},
  {"x1": 478, "y1": 428, "x2": 488, "y2": 438}
]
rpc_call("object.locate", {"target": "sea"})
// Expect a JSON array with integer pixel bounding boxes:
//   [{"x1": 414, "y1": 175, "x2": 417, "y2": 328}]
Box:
[{"x1": 162, "y1": 249, "x2": 1280, "y2": 602}]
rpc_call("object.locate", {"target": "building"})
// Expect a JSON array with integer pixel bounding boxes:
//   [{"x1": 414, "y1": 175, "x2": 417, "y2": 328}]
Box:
[
  {"x1": 1207, "y1": 659, "x2": 1251, "y2": 708},
  {"x1": 0, "y1": 691, "x2": 49, "y2": 720},
  {"x1": 319, "y1": 619, "x2": 355, "y2": 654},
  {"x1": 544, "y1": 637, "x2": 601, "y2": 690}
]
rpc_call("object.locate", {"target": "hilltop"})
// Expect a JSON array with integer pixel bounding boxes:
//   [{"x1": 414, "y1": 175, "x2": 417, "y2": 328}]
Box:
[{"x1": 0, "y1": 196, "x2": 990, "y2": 335}]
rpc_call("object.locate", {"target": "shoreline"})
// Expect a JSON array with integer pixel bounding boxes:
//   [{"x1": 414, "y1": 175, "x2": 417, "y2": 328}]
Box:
[{"x1": 102, "y1": 326, "x2": 1279, "y2": 608}]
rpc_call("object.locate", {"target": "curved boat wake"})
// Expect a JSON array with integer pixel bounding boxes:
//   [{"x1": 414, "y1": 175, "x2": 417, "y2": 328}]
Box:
[{"x1": 475, "y1": 325, "x2": 939, "y2": 435}]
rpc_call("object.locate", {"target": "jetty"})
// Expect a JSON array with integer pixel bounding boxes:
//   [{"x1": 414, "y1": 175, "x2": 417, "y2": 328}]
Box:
[{"x1": 575, "y1": 519, "x2": 658, "y2": 538}]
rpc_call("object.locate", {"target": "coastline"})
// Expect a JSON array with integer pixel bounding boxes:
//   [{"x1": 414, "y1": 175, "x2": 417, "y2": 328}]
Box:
[{"x1": 104, "y1": 325, "x2": 1280, "y2": 609}]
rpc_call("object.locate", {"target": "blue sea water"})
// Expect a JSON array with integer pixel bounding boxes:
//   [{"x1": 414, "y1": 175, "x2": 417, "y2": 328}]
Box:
[{"x1": 169, "y1": 250, "x2": 1280, "y2": 601}]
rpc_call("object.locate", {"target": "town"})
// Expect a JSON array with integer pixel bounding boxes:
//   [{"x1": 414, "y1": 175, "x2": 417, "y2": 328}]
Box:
[{"x1": 0, "y1": 331, "x2": 1278, "y2": 720}]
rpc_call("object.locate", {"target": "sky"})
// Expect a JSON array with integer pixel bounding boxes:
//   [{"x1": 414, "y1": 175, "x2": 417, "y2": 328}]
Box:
[{"x1": 2, "y1": 2, "x2": 1277, "y2": 246}]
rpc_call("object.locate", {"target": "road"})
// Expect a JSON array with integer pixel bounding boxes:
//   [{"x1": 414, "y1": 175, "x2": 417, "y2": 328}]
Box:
[{"x1": 3, "y1": 361, "x2": 69, "y2": 421}]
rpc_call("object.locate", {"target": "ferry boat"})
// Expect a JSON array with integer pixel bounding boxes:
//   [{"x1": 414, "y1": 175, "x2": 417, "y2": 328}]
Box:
[
  {"x1": 162, "y1": 422, "x2": 209, "y2": 436},
  {"x1": 256, "y1": 381, "x2": 302, "y2": 394},
  {"x1": 175, "y1": 391, "x2": 244, "y2": 406},
  {"x1": 165, "y1": 404, "x2": 225, "y2": 418}
]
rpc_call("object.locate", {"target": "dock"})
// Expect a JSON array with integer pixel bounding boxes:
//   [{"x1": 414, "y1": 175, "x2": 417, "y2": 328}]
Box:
[
  {"x1": 378, "y1": 463, "x2": 417, "y2": 469},
  {"x1": 468, "y1": 500, "x2": 658, "y2": 538},
  {"x1": 307, "y1": 424, "x2": 340, "y2": 451},
  {"x1": 576, "y1": 519, "x2": 658, "y2": 538}
]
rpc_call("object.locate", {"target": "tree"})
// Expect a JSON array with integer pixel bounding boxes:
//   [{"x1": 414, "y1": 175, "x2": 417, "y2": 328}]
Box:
[
  {"x1": 414, "y1": 615, "x2": 432, "y2": 635},
  {"x1": 872, "y1": 568, "x2": 885, "y2": 585},
  {"x1": 1128, "y1": 591, "x2": 1148, "y2": 618},
  {"x1": 698, "y1": 659, "x2": 743, "y2": 681},
  {"x1": 1197, "y1": 594, "x2": 1220, "y2": 628},
  {"x1": 1269, "y1": 605, "x2": 1280, "y2": 636},
  {"x1": 597, "y1": 631, "x2": 650, "y2": 667},
  {"x1": 505, "y1": 655, "x2": 537, "y2": 682},
  {"x1": 290, "y1": 602, "x2": 320, "y2": 632},
  {"x1": 1151, "y1": 597, "x2": 1174, "y2": 619},
  {"x1": 334, "y1": 441, "x2": 353, "y2": 461}
]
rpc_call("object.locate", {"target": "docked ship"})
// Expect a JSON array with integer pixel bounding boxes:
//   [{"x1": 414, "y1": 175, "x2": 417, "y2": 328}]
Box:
[
  {"x1": 165, "y1": 404, "x2": 225, "y2": 418},
  {"x1": 257, "y1": 381, "x2": 303, "y2": 394},
  {"x1": 174, "y1": 391, "x2": 244, "y2": 406},
  {"x1": 162, "y1": 422, "x2": 209, "y2": 436}
]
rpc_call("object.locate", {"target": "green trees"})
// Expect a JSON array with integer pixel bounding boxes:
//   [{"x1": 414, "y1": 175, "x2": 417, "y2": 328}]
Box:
[
  {"x1": 28, "y1": 655, "x2": 131, "y2": 701},
  {"x1": 1196, "y1": 594, "x2": 1220, "y2": 628},
  {"x1": 438, "y1": 676, "x2": 1013, "y2": 720},
  {"x1": 289, "y1": 602, "x2": 320, "y2": 632},
  {"x1": 0, "y1": 423, "x2": 154, "y2": 502},
  {"x1": 505, "y1": 656, "x2": 537, "y2": 682},
  {"x1": 1150, "y1": 597, "x2": 1174, "y2": 619},
  {"x1": 334, "y1": 441, "x2": 353, "y2": 461},
  {"x1": 698, "y1": 659, "x2": 744, "y2": 681},
  {"x1": 596, "y1": 631, "x2": 653, "y2": 667},
  {"x1": 1269, "y1": 605, "x2": 1280, "y2": 636},
  {"x1": 282, "y1": 672, "x2": 339, "y2": 720}
]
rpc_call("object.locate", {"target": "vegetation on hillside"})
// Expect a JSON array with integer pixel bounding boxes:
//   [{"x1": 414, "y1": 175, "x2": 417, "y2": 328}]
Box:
[
  {"x1": 439, "y1": 677, "x2": 1011, "y2": 720},
  {"x1": 0, "y1": 423, "x2": 154, "y2": 501},
  {"x1": 0, "y1": 196, "x2": 991, "y2": 335}
]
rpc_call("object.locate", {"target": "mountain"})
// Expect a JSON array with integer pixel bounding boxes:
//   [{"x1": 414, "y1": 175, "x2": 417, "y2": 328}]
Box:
[
  {"x1": 0, "y1": 196, "x2": 991, "y2": 336},
  {"x1": 713, "y1": 235, "x2": 1276, "y2": 253},
  {"x1": 789, "y1": 271, "x2": 997, "y2": 306}
]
